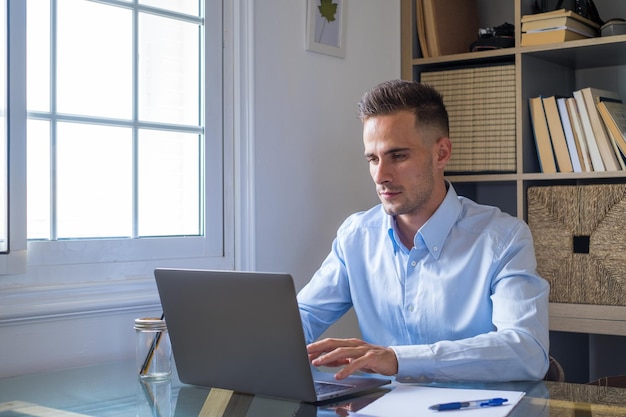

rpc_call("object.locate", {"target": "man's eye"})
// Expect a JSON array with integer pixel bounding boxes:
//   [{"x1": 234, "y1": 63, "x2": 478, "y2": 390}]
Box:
[
  {"x1": 392, "y1": 153, "x2": 406, "y2": 160},
  {"x1": 367, "y1": 157, "x2": 378, "y2": 164}
]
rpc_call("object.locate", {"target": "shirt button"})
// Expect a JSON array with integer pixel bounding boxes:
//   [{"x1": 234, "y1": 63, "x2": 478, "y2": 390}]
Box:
[
  {"x1": 407, "y1": 305, "x2": 415, "y2": 312},
  {"x1": 433, "y1": 246, "x2": 438, "y2": 252},
  {"x1": 410, "y1": 261, "x2": 417, "y2": 267}
]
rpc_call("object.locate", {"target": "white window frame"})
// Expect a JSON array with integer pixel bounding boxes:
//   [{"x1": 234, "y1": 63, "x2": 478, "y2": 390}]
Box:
[
  {"x1": 1, "y1": 0, "x2": 27, "y2": 275},
  {"x1": 1, "y1": 0, "x2": 237, "y2": 281}
]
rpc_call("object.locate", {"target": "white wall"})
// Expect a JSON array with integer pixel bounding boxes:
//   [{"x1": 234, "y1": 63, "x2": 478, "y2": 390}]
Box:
[
  {"x1": 252, "y1": 0, "x2": 400, "y2": 336},
  {"x1": 253, "y1": 0, "x2": 400, "y2": 285},
  {"x1": 0, "y1": 0, "x2": 401, "y2": 376}
]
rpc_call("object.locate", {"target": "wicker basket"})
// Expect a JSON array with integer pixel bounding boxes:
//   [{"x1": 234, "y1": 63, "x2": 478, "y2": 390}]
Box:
[
  {"x1": 420, "y1": 65, "x2": 516, "y2": 173},
  {"x1": 527, "y1": 184, "x2": 626, "y2": 305}
]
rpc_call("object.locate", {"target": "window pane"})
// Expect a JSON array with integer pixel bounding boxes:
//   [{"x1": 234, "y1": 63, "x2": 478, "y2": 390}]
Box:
[
  {"x1": 27, "y1": 120, "x2": 51, "y2": 240},
  {"x1": 138, "y1": 13, "x2": 199, "y2": 126},
  {"x1": 57, "y1": 123, "x2": 132, "y2": 238},
  {"x1": 26, "y1": 2, "x2": 50, "y2": 113},
  {"x1": 57, "y1": 0, "x2": 132, "y2": 119},
  {"x1": 0, "y1": 0, "x2": 6, "y2": 252},
  {"x1": 139, "y1": 0, "x2": 199, "y2": 18},
  {"x1": 138, "y1": 130, "x2": 200, "y2": 237}
]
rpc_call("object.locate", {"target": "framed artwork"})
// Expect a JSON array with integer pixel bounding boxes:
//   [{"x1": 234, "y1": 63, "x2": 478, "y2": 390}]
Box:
[{"x1": 306, "y1": 0, "x2": 346, "y2": 58}]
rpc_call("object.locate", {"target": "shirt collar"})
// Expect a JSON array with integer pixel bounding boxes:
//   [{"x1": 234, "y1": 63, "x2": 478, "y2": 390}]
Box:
[
  {"x1": 386, "y1": 183, "x2": 462, "y2": 259},
  {"x1": 418, "y1": 183, "x2": 461, "y2": 259}
]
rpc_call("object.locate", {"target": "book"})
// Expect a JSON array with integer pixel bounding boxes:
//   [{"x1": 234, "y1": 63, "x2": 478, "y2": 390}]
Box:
[
  {"x1": 557, "y1": 97, "x2": 582, "y2": 172},
  {"x1": 521, "y1": 8, "x2": 600, "y2": 31},
  {"x1": 418, "y1": 0, "x2": 479, "y2": 57},
  {"x1": 565, "y1": 97, "x2": 592, "y2": 171},
  {"x1": 522, "y1": 18, "x2": 599, "y2": 38},
  {"x1": 597, "y1": 100, "x2": 626, "y2": 160},
  {"x1": 605, "y1": 126, "x2": 626, "y2": 169},
  {"x1": 542, "y1": 96, "x2": 573, "y2": 172},
  {"x1": 573, "y1": 89, "x2": 604, "y2": 171},
  {"x1": 529, "y1": 96, "x2": 557, "y2": 173},
  {"x1": 415, "y1": 0, "x2": 430, "y2": 57},
  {"x1": 521, "y1": 28, "x2": 591, "y2": 46},
  {"x1": 579, "y1": 87, "x2": 622, "y2": 171}
]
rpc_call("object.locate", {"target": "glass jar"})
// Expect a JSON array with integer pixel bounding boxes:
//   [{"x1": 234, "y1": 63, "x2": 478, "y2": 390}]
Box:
[{"x1": 134, "y1": 317, "x2": 172, "y2": 379}]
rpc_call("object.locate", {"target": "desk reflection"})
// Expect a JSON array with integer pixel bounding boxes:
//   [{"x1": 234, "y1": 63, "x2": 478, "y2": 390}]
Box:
[
  {"x1": 168, "y1": 381, "x2": 626, "y2": 417},
  {"x1": 2, "y1": 360, "x2": 626, "y2": 417},
  {"x1": 172, "y1": 385, "x2": 389, "y2": 417},
  {"x1": 137, "y1": 378, "x2": 172, "y2": 417}
]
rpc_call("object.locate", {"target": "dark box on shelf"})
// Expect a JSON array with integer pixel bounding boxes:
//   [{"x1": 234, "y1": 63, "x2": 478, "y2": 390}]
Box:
[
  {"x1": 601, "y1": 21, "x2": 626, "y2": 37},
  {"x1": 527, "y1": 184, "x2": 626, "y2": 306}
]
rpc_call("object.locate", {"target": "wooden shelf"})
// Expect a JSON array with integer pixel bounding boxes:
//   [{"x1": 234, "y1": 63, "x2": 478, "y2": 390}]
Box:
[
  {"x1": 550, "y1": 303, "x2": 626, "y2": 336},
  {"x1": 403, "y1": 0, "x2": 626, "y2": 335}
]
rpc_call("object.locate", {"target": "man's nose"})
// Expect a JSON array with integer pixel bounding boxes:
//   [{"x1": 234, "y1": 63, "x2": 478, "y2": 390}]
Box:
[{"x1": 372, "y1": 160, "x2": 391, "y2": 185}]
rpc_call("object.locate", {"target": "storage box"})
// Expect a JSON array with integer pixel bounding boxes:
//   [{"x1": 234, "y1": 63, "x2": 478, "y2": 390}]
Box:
[
  {"x1": 527, "y1": 184, "x2": 626, "y2": 306},
  {"x1": 601, "y1": 20, "x2": 626, "y2": 37},
  {"x1": 421, "y1": 65, "x2": 516, "y2": 173}
]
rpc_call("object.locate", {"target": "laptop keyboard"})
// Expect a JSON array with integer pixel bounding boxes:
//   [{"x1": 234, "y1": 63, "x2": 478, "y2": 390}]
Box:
[{"x1": 314, "y1": 380, "x2": 356, "y2": 395}]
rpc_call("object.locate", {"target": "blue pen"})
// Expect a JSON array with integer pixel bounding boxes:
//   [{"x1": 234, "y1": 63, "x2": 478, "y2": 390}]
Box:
[{"x1": 429, "y1": 397, "x2": 508, "y2": 411}]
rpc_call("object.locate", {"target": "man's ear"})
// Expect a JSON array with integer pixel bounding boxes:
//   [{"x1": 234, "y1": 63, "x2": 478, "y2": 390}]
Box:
[{"x1": 435, "y1": 137, "x2": 452, "y2": 168}]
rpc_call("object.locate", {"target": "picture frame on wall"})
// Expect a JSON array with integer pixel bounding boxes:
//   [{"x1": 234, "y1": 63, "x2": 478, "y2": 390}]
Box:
[{"x1": 306, "y1": 0, "x2": 346, "y2": 58}]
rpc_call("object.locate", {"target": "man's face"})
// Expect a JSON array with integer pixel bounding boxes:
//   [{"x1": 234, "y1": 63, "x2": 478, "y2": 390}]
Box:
[{"x1": 363, "y1": 111, "x2": 441, "y2": 218}]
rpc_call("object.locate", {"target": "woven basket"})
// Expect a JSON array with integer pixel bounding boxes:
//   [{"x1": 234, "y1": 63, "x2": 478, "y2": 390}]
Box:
[
  {"x1": 527, "y1": 184, "x2": 626, "y2": 305},
  {"x1": 420, "y1": 65, "x2": 516, "y2": 173}
]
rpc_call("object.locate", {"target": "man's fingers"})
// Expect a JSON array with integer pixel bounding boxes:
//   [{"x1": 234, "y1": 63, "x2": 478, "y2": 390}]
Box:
[
  {"x1": 307, "y1": 338, "x2": 363, "y2": 361},
  {"x1": 310, "y1": 342, "x2": 367, "y2": 366},
  {"x1": 306, "y1": 338, "x2": 398, "y2": 379}
]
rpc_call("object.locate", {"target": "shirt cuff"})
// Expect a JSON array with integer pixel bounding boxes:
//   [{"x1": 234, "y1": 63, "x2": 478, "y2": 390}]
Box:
[{"x1": 390, "y1": 344, "x2": 437, "y2": 383}]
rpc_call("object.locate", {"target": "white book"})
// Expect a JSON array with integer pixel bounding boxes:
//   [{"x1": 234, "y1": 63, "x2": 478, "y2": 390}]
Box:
[
  {"x1": 557, "y1": 97, "x2": 582, "y2": 172},
  {"x1": 579, "y1": 87, "x2": 621, "y2": 171},
  {"x1": 573, "y1": 89, "x2": 605, "y2": 171},
  {"x1": 565, "y1": 97, "x2": 592, "y2": 171}
]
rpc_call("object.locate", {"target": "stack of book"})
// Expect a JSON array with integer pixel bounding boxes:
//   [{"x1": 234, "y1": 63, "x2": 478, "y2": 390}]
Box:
[
  {"x1": 421, "y1": 65, "x2": 516, "y2": 173},
  {"x1": 521, "y1": 9, "x2": 600, "y2": 47},
  {"x1": 529, "y1": 88, "x2": 626, "y2": 173}
]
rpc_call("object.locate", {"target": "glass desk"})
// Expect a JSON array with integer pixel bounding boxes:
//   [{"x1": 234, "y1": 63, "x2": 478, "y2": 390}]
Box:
[{"x1": 1, "y1": 360, "x2": 626, "y2": 416}]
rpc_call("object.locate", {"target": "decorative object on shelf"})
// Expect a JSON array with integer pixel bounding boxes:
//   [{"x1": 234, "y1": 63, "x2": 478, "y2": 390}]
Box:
[
  {"x1": 421, "y1": 65, "x2": 516, "y2": 173},
  {"x1": 469, "y1": 22, "x2": 515, "y2": 52},
  {"x1": 306, "y1": 0, "x2": 346, "y2": 58},
  {"x1": 415, "y1": 0, "x2": 479, "y2": 58},
  {"x1": 528, "y1": 184, "x2": 626, "y2": 306}
]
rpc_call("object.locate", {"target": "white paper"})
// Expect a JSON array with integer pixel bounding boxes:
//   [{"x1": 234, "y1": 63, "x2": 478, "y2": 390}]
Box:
[{"x1": 352, "y1": 385, "x2": 525, "y2": 417}]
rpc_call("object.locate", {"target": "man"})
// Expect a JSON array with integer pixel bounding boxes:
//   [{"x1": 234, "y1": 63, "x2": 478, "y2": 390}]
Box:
[{"x1": 297, "y1": 80, "x2": 550, "y2": 383}]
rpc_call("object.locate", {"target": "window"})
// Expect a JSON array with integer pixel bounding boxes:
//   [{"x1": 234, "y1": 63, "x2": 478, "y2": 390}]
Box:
[
  {"x1": 0, "y1": 0, "x2": 6, "y2": 253},
  {"x1": 1, "y1": 0, "x2": 231, "y2": 277},
  {"x1": 1, "y1": 0, "x2": 27, "y2": 274}
]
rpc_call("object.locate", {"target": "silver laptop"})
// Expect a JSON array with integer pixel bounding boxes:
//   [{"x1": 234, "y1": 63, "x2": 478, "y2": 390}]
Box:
[{"x1": 154, "y1": 268, "x2": 391, "y2": 403}]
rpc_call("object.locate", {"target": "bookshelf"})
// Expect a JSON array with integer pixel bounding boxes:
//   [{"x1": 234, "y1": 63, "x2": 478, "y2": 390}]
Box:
[{"x1": 401, "y1": 0, "x2": 626, "y2": 337}]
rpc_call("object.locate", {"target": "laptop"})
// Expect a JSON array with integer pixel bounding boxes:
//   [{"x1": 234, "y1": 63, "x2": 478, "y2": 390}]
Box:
[{"x1": 154, "y1": 268, "x2": 391, "y2": 403}]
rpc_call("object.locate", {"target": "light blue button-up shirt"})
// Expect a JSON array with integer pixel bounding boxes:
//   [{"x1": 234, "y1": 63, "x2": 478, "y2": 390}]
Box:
[{"x1": 297, "y1": 184, "x2": 550, "y2": 382}]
